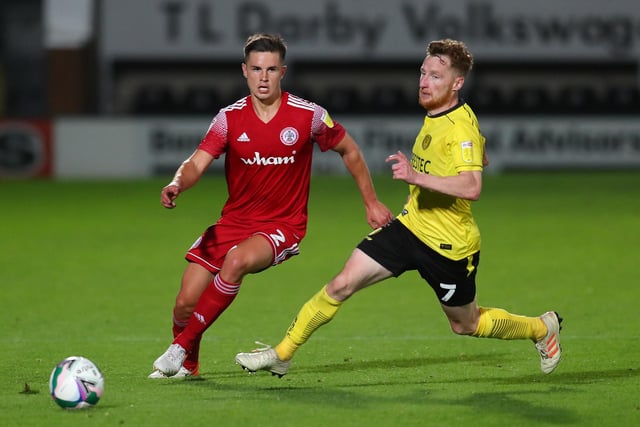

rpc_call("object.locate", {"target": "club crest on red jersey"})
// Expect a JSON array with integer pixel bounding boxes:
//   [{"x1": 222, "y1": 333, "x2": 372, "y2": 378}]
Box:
[{"x1": 280, "y1": 127, "x2": 299, "y2": 146}]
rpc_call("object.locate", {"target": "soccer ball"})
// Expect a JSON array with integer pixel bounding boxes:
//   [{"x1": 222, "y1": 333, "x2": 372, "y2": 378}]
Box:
[{"x1": 49, "y1": 356, "x2": 104, "y2": 409}]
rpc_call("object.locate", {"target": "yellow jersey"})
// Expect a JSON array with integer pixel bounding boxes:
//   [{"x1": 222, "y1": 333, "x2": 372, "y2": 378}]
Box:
[{"x1": 397, "y1": 103, "x2": 485, "y2": 260}]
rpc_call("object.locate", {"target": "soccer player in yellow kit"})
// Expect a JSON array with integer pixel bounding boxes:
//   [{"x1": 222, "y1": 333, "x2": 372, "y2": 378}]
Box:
[{"x1": 235, "y1": 39, "x2": 562, "y2": 378}]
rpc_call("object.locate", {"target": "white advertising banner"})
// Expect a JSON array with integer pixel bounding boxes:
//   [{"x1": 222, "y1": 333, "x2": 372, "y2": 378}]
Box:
[
  {"x1": 477, "y1": 117, "x2": 640, "y2": 171},
  {"x1": 55, "y1": 117, "x2": 221, "y2": 178},
  {"x1": 54, "y1": 116, "x2": 640, "y2": 179},
  {"x1": 99, "y1": 0, "x2": 640, "y2": 61}
]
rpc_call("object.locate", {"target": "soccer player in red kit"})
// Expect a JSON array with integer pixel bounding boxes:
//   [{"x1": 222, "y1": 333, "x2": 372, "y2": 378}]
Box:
[{"x1": 148, "y1": 33, "x2": 394, "y2": 378}]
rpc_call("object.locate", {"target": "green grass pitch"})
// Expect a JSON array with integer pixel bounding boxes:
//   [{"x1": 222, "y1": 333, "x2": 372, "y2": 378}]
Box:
[{"x1": 1, "y1": 171, "x2": 639, "y2": 426}]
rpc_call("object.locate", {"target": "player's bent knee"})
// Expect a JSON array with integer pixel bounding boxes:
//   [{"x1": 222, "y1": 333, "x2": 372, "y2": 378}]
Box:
[
  {"x1": 174, "y1": 296, "x2": 196, "y2": 319},
  {"x1": 327, "y1": 278, "x2": 370, "y2": 302},
  {"x1": 222, "y1": 252, "x2": 246, "y2": 273},
  {"x1": 326, "y1": 280, "x2": 355, "y2": 301},
  {"x1": 222, "y1": 248, "x2": 268, "y2": 279}
]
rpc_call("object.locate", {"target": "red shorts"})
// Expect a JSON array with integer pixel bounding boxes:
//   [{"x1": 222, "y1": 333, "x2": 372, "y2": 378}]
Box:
[{"x1": 185, "y1": 221, "x2": 303, "y2": 273}]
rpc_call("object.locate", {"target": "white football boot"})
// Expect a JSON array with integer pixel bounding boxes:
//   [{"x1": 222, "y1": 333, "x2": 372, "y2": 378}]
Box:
[
  {"x1": 535, "y1": 311, "x2": 563, "y2": 374},
  {"x1": 148, "y1": 344, "x2": 187, "y2": 378},
  {"x1": 235, "y1": 342, "x2": 290, "y2": 378}
]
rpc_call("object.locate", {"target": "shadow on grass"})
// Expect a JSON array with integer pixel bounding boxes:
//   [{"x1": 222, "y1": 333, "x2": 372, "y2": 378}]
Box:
[
  {"x1": 294, "y1": 352, "x2": 506, "y2": 374},
  {"x1": 428, "y1": 390, "x2": 579, "y2": 424},
  {"x1": 152, "y1": 355, "x2": 638, "y2": 425},
  {"x1": 438, "y1": 365, "x2": 640, "y2": 386},
  {"x1": 173, "y1": 352, "x2": 505, "y2": 383},
  {"x1": 177, "y1": 354, "x2": 639, "y2": 386}
]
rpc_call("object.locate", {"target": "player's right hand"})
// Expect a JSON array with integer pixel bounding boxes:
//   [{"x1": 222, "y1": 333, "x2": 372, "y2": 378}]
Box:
[{"x1": 161, "y1": 183, "x2": 180, "y2": 208}]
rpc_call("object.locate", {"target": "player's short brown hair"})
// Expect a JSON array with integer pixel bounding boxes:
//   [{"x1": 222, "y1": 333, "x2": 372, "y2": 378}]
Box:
[
  {"x1": 427, "y1": 39, "x2": 474, "y2": 77},
  {"x1": 243, "y1": 33, "x2": 287, "y2": 62}
]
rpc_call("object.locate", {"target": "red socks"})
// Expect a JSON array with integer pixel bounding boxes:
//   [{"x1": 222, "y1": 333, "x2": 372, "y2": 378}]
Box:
[
  {"x1": 173, "y1": 311, "x2": 200, "y2": 372},
  {"x1": 174, "y1": 274, "x2": 240, "y2": 356}
]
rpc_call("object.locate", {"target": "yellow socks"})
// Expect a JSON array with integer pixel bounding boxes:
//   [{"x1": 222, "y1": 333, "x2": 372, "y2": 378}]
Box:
[
  {"x1": 275, "y1": 285, "x2": 342, "y2": 361},
  {"x1": 273, "y1": 299, "x2": 547, "y2": 361},
  {"x1": 472, "y1": 307, "x2": 546, "y2": 341}
]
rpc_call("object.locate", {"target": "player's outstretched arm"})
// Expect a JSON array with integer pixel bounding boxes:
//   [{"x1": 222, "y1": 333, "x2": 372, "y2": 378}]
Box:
[
  {"x1": 160, "y1": 149, "x2": 214, "y2": 209},
  {"x1": 333, "y1": 133, "x2": 394, "y2": 228}
]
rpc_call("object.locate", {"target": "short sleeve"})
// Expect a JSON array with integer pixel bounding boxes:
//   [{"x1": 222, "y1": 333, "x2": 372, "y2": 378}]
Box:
[
  {"x1": 198, "y1": 111, "x2": 228, "y2": 158},
  {"x1": 451, "y1": 125, "x2": 484, "y2": 172},
  {"x1": 310, "y1": 106, "x2": 346, "y2": 152}
]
